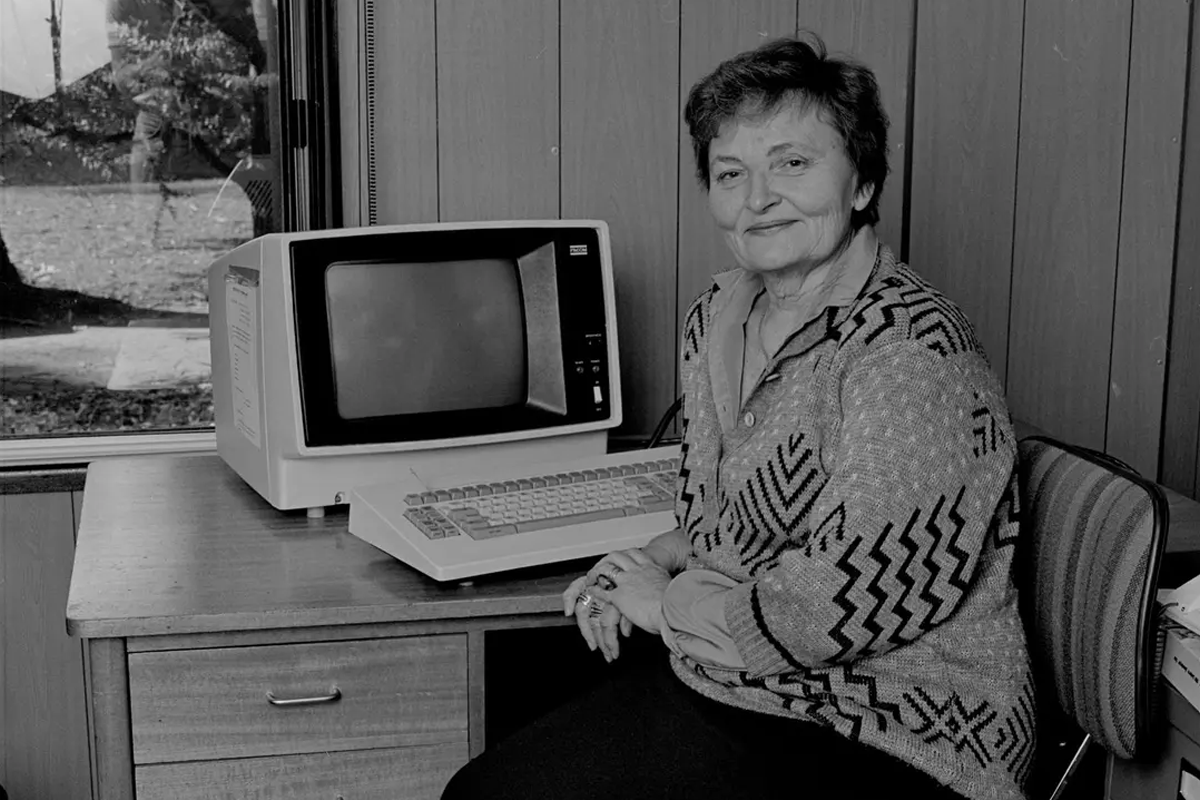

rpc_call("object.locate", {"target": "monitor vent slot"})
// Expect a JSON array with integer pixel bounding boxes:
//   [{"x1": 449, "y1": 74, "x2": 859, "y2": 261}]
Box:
[{"x1": 363, "y1": 0, "x2": 379, "y2": 226}]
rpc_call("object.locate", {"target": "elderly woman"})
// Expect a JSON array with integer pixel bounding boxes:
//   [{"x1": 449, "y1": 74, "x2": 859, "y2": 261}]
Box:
[{"x1": 443, "y1": 34, "x2": 1033, "y2": 800}]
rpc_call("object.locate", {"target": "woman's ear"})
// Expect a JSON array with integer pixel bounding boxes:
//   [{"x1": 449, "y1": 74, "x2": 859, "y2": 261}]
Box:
[{"x1": 853, "y1": 181, "x2": 874, "y2": 212}]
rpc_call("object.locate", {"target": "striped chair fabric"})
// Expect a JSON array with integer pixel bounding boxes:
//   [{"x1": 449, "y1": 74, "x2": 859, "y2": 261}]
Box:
[{"x1": 1018, "y1": 435, "x2": 1168, "y2": 770}]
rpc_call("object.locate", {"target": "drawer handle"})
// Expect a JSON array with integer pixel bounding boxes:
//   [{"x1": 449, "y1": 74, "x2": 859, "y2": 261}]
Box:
[{"x1": 265, "y1": 687, "x2": 342, "y2": 707}]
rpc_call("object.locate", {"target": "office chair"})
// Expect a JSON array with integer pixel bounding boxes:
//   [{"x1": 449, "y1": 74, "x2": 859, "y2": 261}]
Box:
[{"x1": 1017, "y1": 434, "x2": 1169, "y2": 800}]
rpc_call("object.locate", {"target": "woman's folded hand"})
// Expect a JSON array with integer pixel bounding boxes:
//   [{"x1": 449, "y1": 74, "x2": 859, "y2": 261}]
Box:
[
  {"x1": 562, "y1": 563, "x2": 634, "y2": 662},
  {"x1": 588, "y1": 549, "x2": 672, "y2": 636}
]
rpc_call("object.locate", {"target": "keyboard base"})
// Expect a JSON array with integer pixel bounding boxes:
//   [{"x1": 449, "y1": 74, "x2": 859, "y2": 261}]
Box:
[
  {"x1": 349, "y1": 496, "x2": 675, "y2": 581},
  {"x1": 348, "y1": 445, "x2": 682, "y2": 582}
]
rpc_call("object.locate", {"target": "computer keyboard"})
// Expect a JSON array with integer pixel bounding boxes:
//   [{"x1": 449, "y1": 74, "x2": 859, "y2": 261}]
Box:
[{"x1": 348, "y1": 445, "x2": 682, "y2": 581}]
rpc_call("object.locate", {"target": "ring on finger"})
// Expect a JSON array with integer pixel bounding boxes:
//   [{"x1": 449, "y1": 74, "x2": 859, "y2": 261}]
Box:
[
  {"x1": 577, "y1": 591, "x2": 606, "y2": 615},
  {"x1": 595, "y1": 564, "x2": 622, "y2": 591}
]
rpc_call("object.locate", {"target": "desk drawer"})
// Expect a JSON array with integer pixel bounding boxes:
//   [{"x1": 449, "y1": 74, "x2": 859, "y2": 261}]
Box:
[
  {"x1": 135, "y1": 742, "x2": 469, "y2": 799},
  {"x1": 129, "y1": 635, "x2": 468, "y2": 763}
]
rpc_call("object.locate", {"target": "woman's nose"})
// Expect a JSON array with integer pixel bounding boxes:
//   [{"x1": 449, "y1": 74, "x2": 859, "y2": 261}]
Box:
[{"x1": 746, "y1": 172, "x2": 779, "y2": 213}]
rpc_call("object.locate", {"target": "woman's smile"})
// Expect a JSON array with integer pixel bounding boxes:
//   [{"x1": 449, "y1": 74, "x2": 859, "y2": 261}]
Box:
[{"x1": 744, "y1": 220, "x2": 797, "y2": 235}]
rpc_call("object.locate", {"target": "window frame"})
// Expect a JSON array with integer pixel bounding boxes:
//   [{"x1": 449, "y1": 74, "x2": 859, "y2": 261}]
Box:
[{"x1": 1, "y1": 0, "x2": 337, "y2": 468}]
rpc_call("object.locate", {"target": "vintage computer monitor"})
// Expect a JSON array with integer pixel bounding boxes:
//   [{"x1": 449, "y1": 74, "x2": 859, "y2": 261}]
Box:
[{"x1": 207, "y1": 220, "x2": 622, "y2": 515}]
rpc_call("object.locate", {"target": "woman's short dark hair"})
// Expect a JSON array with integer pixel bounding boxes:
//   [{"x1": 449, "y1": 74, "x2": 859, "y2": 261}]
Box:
[{"x1": 683, "y1": 33, "x2": 889, "y2": 229}]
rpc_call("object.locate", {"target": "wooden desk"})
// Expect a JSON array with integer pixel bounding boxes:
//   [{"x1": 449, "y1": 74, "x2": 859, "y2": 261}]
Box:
[
  {"x1": 68, "y1": 442, "x2": 1200, "y2": 799},
  {"x1": 66, "y1": 455, "x2": 578, "y2": 800}
]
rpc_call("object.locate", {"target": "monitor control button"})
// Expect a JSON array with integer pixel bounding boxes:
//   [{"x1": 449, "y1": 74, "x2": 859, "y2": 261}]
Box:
[{"x1": 593, "y1": 386, "x2": 603, "y2": 404}]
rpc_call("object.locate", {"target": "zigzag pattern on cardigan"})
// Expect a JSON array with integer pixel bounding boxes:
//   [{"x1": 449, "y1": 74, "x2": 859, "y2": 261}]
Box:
[
  {"x1": 717, "y1": 431, "x2": 826, "y2": 577},
  {"x1": 743, "y1": 488, "x2": 980, "y2": 665},
  {"x1": 841, "y1": 270, "x2": 983, "y2": 360},
  {"x1": 991, "y1": 473, "x2": 1022, "y2": 551}
]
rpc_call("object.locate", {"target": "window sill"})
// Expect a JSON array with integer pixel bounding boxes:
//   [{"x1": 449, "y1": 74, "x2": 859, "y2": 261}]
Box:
[{"x1": 0, "y1": 429, "x2": 217, "y2": 468}]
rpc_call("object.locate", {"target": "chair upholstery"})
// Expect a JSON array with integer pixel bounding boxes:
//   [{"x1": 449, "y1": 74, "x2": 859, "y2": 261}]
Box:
[{"x1": 1017, "y1": 434, "x2": 1169, "y2": 796}]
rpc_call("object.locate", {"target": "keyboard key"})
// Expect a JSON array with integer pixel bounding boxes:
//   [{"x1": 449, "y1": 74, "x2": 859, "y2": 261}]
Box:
[
  {"x1": 463, "y1": 523, "x2": 518, "y2": 541},
  {"x1": 514, "y1": 507, "x2": 628, "y2": 533},
  {"x1": 405, "y1": 509, "x2": 444, "y2": 540}
]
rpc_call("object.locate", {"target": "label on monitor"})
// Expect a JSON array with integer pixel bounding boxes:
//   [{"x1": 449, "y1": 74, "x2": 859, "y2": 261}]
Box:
[{"x1": 226, "y1": 270, "x2": 262, "y2": 449}]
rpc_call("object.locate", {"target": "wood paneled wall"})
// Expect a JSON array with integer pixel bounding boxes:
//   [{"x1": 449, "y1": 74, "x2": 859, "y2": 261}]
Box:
[
  {"x1": 348, "y1": 0, "x2": 1200, "y2": 498},
  {"x1": 0, "y1": 488, "x2": 93, "y2": 799}
]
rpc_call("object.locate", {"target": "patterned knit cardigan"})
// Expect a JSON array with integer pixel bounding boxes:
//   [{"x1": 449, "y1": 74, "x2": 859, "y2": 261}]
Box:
[{"x1": 670, "y1": 246, "x2": 1036, "y2": 800}]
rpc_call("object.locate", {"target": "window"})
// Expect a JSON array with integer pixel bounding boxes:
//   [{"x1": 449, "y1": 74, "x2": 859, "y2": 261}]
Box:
[{"x1": 0, "y1": 0, "x2": 320, "y2": 463}]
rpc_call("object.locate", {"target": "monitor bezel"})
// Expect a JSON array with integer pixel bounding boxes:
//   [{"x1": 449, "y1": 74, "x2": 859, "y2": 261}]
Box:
[{"x1": 283, "y1": 221, "x2": 620, "y2": 452}]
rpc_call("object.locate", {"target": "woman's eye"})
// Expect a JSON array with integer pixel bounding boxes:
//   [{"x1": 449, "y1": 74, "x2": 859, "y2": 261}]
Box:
[
  {"x1": 716, "y1": 169, "x2": 743, "y2": 184},
  {"x1": 782, "y1": 158, "x2": 808, "y2": 170}
]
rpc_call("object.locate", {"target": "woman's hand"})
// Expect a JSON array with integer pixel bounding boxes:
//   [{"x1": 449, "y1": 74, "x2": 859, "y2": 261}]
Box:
[
  {"x1": 562, "y1": 568, "x2": 633, "y2": 662},
  {"x1": 588, "y1": 549, "x2": 672, "y2": 635}
]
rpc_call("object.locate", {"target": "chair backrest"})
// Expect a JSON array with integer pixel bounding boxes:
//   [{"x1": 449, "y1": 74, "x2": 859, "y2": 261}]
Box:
[{"x1": 1017, "y1": 435, "x2": 1169, "y2": 760}]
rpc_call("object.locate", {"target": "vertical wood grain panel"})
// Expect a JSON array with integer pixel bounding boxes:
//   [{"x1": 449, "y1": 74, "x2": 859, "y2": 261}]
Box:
[
  {"x1": 1106, "y1": 0, "x2": 1189, "y2": 478},
  {"x1": 800, "y1": 1, "x2": 914, "y2": 255},
  {"x1": 1161, "y1": 0, "x2": 1200, "y2": 499},
  {"x1": 466, "y1": 630, "x2": 486, "y2": 758},
  {"x1": 74, "y1": 488, "x2": 97, "y2": 800},
  {"x1": 561, "y1": 0, "x2": 680, "y2": 436},
  {"x1": 1, "y1": 492, "x2": 92, "y2": 800},
  {"x1": 0, "y1": 493, "x2": 5, "y2": 794},
  {"x1": 1007, "y1": 0, "x2": 1132, "y2": 449},
  {"x1": 675, "y1": 0, "x2": 799, "y2": 365},
  {"x1": 358, "y1": 0, "x2": 438, "y2": 224},
  {"x1": 908, "y1": 0, "x2": 1023, "y2": 384},
  {"x1": 436, "y1": 0, "x2": 559, "y2": 221}
]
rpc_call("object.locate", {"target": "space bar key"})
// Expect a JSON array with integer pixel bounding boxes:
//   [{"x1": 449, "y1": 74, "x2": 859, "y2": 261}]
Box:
[{"x1": 514, "y1": 508, "x2": 629, "y2": 534}]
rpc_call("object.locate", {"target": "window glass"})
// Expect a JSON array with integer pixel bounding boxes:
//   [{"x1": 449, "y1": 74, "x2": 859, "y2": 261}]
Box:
[{"x1": 1, "y1": 0, "x2": 281, "y2": 442}]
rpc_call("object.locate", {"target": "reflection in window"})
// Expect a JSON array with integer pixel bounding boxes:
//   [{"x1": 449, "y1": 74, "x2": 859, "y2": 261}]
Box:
[{"x1": 0, "y1": 0, "x2": 281, "y2": 439}]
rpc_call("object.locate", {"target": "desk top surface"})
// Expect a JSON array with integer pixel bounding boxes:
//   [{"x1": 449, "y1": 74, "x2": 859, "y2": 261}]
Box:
[
  {"x1": 66, "y1": 455, "x2": 579, "y2": 639},
  {"x1": 67, "y1": 443, "x2": 1200, "y2": 639}
]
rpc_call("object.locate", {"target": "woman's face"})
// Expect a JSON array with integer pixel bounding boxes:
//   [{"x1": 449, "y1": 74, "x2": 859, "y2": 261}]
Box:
[{"x1": 706, "y1": 105, "x2": 872, "y2": 275}]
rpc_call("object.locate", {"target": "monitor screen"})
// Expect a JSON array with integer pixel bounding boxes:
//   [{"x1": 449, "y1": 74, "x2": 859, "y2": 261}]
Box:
[{"x1": 325, "y1": 258, "x2": 526, "y2": 419}]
